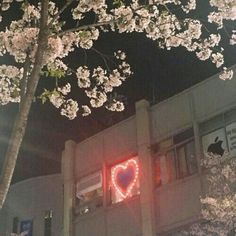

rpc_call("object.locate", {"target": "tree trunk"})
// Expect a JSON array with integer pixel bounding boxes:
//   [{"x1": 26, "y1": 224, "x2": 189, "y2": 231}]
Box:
[{"x1": 0, "y1": 0, "x2": 49, "y2": 208}]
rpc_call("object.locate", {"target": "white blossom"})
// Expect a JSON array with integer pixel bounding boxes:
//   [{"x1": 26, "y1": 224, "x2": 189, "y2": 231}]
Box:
[
  {"x1": 49, "y1": 93, "x2": 64, "y2": 108},
  {"x1": 181, "y1": 154, "x2": 236, "y2": 235},
  {"x1": 76, "y1": 66, "x2": 91, "y2": 88},
  {"x1": 106, "y1": 100, "x2": 124, "y2": 112},
  {"x1": 211, "y1": 52, "x2": 224, "y2": 68},
  {"x1": 58, "y1": 83, "x2": 71, "y2": 96},
  {"x1": 230, "y1": 31, "x2": 236, "y2": 45},
  {"x1": 82, "y1": 105, "x2": 91, "y2": 116},
  {"x1": 219, "y1": 67, "x2": 233, "y2": 80},
  {"x1": 60, "y1": 99, "x2": 79, "y2": 120}
]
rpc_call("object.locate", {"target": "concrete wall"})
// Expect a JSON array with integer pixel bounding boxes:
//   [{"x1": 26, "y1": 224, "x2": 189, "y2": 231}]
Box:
[
  {"x1": 151, "y1": 64, "x2": 236, "y2": 142},
  {"x1": 156, "y1": 175, "x2": 201, "y2": 234},
  {"x1": 0, "y1": 174, "x2": 62, "y2": 236},
  {"x1": 151, "y1": 93, "x2": 192, "y2": 141},
  {"x1": 75, "y1": 116, "x2": 137, "y2": 179},
  {"x1": 74, "y1": 198, "x2": 142, "y2": 236},
  {"x1": 0, "y1": 207, "x2": 7, "y2": 235}
]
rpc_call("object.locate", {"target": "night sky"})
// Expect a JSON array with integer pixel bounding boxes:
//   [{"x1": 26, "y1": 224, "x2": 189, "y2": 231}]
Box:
[{"x1": 0, "y1": 1, "x2": 236, "y2": 183}]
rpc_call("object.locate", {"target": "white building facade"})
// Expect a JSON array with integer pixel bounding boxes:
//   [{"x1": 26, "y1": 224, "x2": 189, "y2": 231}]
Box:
[
  {"x1": 62, "y1": 65, "x2": 236, "y2": 236},
  {"x1": 0, "y1": 174, "x2": 63, "y2": 236}
]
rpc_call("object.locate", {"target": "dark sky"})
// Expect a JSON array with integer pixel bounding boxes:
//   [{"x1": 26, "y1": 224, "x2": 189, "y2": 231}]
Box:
[{"x1": 0, "y1": 1, "x2": 236, "y2": 183}]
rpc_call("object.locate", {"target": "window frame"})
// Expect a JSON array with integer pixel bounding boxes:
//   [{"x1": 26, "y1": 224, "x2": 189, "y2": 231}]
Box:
[
  {"x1": 165, "y1": 136, "x2": 196, "y2": 180},
  {"x1": 44, "y1": 210, "x2": 53, "y2": 236},
  {"x1": 153, "y1": 127, "x2": 198, "y2": 187},
  {"x1": 75, "y1": 169, "x2": 104, "y2": 216}
]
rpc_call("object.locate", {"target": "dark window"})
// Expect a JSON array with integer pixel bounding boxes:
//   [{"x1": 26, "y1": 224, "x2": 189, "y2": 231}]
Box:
[
  {"x1": 177, "y1": 140, "x2": 197, "y2": 178},
  {"x1": 44, "y1": 210, "x2": 53, "y2": 236},
  {"x1": 154, "y1": 128, "x2": 198, "y2": 186},
  {"x1": 12, "y1": 217, "x2": 19, "y2": 234},
  {"x1": 173, "y1": 128, "x2": 194, "y2": 144}
]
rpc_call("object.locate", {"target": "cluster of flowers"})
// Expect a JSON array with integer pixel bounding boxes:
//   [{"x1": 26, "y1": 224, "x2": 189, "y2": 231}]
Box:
[
  {"x1": 0, "y1": 0, "x2": 236, "y2": 119},
  {"x1": 72, "y1": 0, "x2": 235, "y2": 80},
  {"x1": 43, "y1": 83, "x2": 90, "y2": 120},
  {"x1": 0, "y1": 65, "x2": 22, "y2": 105},
  {"x1": 0, "y1": 1, "x2": 133, "y2": 119},
  {"x1": 45, "y1": 50, "x2": 131, "y2": 119},
  {"x1": 181, "y1": 153, "x2": 236, "y2": 236}
]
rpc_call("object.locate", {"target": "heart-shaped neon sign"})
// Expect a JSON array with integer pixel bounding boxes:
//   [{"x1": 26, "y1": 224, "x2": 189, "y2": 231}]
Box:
[{"x1": 111, "y1": 159, "x2": 139, "y2": 199}]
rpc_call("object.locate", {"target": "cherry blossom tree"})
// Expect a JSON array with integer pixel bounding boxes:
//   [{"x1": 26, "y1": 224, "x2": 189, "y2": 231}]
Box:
[
  {"x1": 180, "y1": 153, "x2": 236, "y2": 236},
  {"x1": 0, "y1": 0, "x2": 236, "y2": 208}
]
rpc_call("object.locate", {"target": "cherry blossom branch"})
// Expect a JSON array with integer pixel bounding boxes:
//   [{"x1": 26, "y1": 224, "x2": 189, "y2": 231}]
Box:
[
  {"x1": 222, "y1": 25, "x2": 231, "y2": 39},
  {"x1": 82, "y1": 49, "x2": 88, "y2": 65},
  {"x1": 56, "y1": 19, "x2": 116, "y2": 37},
  {"x1": 48, "y1": 0, "x2": 75, "y2": 28},
  {"x1": 91, "y1": 47, "x2": 112, "y2": 72},
  {"x1": 55, "y1": 2, "x2": 179, "y2": 38}
]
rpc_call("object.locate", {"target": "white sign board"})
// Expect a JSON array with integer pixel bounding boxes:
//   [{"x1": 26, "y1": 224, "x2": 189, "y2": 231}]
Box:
[
  {"x1": 226, "y1": 122, "x2": 236, "y2": 157},
  {"x1": 202, "y1": 128, "x2": 227, "y2": 156}
]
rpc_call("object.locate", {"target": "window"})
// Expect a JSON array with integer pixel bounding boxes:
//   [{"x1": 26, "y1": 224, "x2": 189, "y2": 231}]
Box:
[
  {"x1": 20, "y1": 220, "x2": 33, "y2": 236},
  {"x1": 200, "y1": 107, "x2": 236, "y2": 158},
  {"x1": 12, "y1": 217, "x2": 19, "y2": 234},
  {"x1": 110, "y1": 158, "x2": 140, "y2": 204},
  {"x1": 154, "y1": 128, "x2": 198, "y2": 185},
  {"x1": 76, "y1": 171, "x2": 103, "y2": 215},
  {"x1": 44, "y1": 210, "x2": 52, "y2": 236}
]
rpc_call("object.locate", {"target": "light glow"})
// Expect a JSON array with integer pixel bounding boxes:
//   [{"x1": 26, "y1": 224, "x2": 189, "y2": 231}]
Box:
[{"x1": 111, "y1": 158, "x2": 139, "y2": 199}]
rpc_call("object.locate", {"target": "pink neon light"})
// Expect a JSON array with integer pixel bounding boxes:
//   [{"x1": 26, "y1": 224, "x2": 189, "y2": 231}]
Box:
[{"x1": 111, "y1": 159, "x2": 139, "y2": 199}]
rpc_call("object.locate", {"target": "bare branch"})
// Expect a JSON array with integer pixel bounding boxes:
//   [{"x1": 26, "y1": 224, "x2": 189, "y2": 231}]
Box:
[
  {"x1": 48, "y1": 0, "x2": 75, "y2": 28},
  {"x1": 56, "y1": 19, "x2": 116, "y2": 37},
  {"x1": 91, "y1": 47, "x2": 111, "y2": 72}
]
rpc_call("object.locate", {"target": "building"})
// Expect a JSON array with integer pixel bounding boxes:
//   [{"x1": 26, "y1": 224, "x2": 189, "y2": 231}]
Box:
[
  {"x1": 1, "y1": 65, "x2": 236, "y2": 236},
  {"x1": 62, "y1": 65, "x2": 236, "y2": 236},
  {"x1": 0, "y1": 174, "x2": 63, "y2": 236}
]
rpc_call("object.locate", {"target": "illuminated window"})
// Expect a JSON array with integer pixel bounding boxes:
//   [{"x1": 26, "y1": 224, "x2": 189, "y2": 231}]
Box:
[
  {"x1": 76, "y1": 171, "x2": 103, "y2": 215},
  {"x1": 154, "y1": 128, "x2": 198, "y2": 185},
  {"x1": 110, "y1": 158, "x2": 140, "y2": 204},
  {"x1": 44, "y1": 210, "x2": 52, "y2": 236}
]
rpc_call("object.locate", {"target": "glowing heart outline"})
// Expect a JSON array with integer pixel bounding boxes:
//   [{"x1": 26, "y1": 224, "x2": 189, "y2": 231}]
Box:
[{"x1": 111, "y1": 159, "x2": 139, "y2": 199}]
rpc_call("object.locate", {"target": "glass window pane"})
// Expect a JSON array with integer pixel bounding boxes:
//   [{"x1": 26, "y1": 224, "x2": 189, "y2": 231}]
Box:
[
  {"x1": 200, "y1": 114, "x2": 224, "y2": 135},
  {"x1": 166, "y1": 150, "x2": 177, "y2": 182},
  {"x1": 177, "y1": 146, "x2": 188, "y2": 178},
  {"x1": 155, "y1": 157, "x2": 161, "y2": 187},
  {"x1": 173, "y1": 128, "x2": 193, "y2": 144},
  {"x1": 226, "y1": 122, "x2": 236, "y2": 157},
  {"x1": 12, "y1": 217, "x2": 19, "y2": 234},
  {"x1": 44, "y1": 210, "x2": 52, "y2": 236},
  {"x1": 76, "y1": 171, "x2": 103, "y2": 215},
  {"x1": 225, "y1": 108, "x2": 236, "y2": 124},
  {"x1": 185, "y1": 141, "x2": 198, "y2": 175}
]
